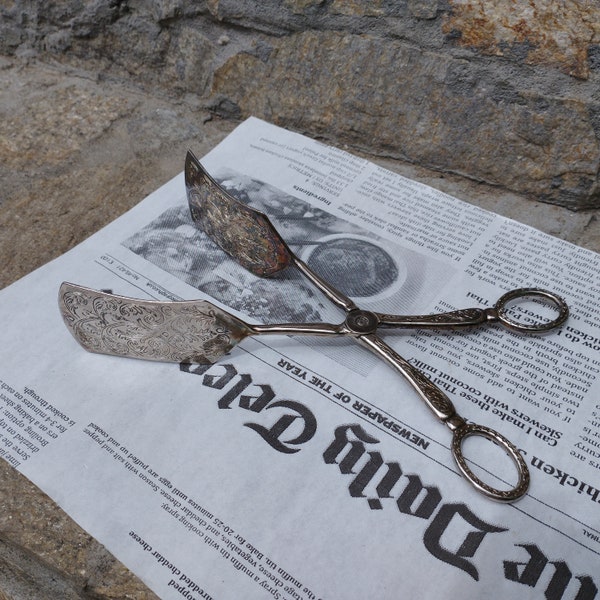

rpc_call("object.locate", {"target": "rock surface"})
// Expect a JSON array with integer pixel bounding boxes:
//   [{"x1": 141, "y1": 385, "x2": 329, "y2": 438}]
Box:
[{"x1": 1, "y1": 0, "x2": 600, "y2": 208}]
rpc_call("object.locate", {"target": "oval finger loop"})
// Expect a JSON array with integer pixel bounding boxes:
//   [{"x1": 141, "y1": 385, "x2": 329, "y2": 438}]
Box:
[
  {"x1": 495, "y1": 288, "x2": 569, "y2": 333},
  {"x1": 451, "y1": 423, "x2": 530, "y2": 502}
]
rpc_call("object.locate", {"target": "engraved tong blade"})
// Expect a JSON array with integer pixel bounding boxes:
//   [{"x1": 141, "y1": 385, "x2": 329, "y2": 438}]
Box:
[
  {"x1": 59, "y1": 283, "x2": 339, "y2": 364},
  {"x1": 185, "y1": 151, "x2": 292, "y2": 278},
  {"x1": 185, "y1": 151, "x2": 358, "y2": 312},
  {"x1": 59, "y1": 282, "x2": 252, "y2": 364}
]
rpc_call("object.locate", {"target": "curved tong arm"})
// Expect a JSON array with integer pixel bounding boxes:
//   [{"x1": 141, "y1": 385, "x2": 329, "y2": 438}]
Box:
[
  {"x1": 356, "y1": 333, "x2": 530, "y2": 502},
  {"x1": 292, "y1": 256, "x2": 358, "y2": 313},
  {"x1": 250, "y1": 322, "x2": 341, "y2": 336}
]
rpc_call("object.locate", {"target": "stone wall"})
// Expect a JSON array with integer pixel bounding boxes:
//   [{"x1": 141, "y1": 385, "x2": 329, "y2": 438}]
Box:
[{"x1": 2, "y1": 0, "x2": 600, "y2": 209}]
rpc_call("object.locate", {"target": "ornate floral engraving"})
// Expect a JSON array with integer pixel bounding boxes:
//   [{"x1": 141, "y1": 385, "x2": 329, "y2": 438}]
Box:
[
  {"x1": 378, "y1": 308, "x2": 487, "y2": 328},
  {"x1": 59, "y1": 284, "x2": 250, "y2": 364},
  {"x1": 451, "y1": 423, "x2": 530, "y2": 502},
  {"x1": 364, "y1": 335, "x2": 456, "y2": 420},
  {"x1": 185, "y1": 151, "x2": 292, "y2": 277}
]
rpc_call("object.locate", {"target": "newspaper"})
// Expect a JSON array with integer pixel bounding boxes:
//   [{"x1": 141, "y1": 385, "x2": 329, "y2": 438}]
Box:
[{"x1": 1, "y1": 117, "x2": 598, "y2": 599}]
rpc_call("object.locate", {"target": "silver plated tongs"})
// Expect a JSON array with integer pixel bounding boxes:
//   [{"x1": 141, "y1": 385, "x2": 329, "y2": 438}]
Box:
[{"x1": 59, "y1": 150, "x2": 569, "y2": 502}]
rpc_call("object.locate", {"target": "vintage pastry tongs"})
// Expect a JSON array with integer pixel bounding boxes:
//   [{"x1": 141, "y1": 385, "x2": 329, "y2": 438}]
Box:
[{"x1": 59, "y1": 150, "x2": 569, "y2": 502}]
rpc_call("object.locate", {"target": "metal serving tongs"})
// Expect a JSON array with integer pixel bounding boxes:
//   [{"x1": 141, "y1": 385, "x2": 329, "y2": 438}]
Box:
[{"x1": 58, "y1": 151, "x2": 569, "y2": 502}]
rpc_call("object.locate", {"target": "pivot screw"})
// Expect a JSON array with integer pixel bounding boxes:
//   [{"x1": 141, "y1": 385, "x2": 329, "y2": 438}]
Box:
[{"x1": 346, "y1": 310, "x2": 378, "y2": 333}]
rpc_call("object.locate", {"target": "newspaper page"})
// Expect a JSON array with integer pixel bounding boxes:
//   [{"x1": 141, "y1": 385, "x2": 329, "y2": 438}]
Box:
[{"x1": 0, "y1": 117, "x2": 598, "y2": 599}]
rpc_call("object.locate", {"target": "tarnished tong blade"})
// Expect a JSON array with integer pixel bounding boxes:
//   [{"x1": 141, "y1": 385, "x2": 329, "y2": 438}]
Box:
[
  {"x1": 185, "y1": 150, "x2": 358, "y2": 312},
  {"x1": 185, "y1": 151, "x2": 292, "y2": 277}
]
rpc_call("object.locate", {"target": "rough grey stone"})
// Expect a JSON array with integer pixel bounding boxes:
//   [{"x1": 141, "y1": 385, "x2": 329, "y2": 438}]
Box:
[
  {"x1": 441, "y1": 0, "x2": 600, "y2": 80},
  {"x1": 0, "y1": 23, "x2": 23, "y2": 53},
  {"x1": 2, "y1": 0, "x2": 600, "y2": 207},
  {"x1": 167, "y1": 25, "x2": 215, "y2": 94},
  {"x1": 0, "y1": 459, "x2": 160, "y2": 599},
  {"x1": 126, "y1": 107, "x2": 204, "y2": 156},
  {"x1": 408, "y1": 0, "x2": 439, "y2": 20},
  {"x1": 0, "y1": 536, "x2": 84, "y2": 600},
  {"x1": 211, "y1": 30, "x2": 600, "y2": 208}
]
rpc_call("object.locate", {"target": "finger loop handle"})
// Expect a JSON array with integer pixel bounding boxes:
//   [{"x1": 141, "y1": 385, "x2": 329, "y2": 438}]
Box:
[
  {"x1": 451, "y1": 422, "x2": 530, "y2": 502},
  {"x1": 494, "y1": 288, "x2": 569, "y2": 332}
]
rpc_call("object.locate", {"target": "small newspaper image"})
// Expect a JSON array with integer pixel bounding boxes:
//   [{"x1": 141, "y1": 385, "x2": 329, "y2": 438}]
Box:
[{"x1": 0, "y1": 117, "x2": 599, "y2": 599}]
